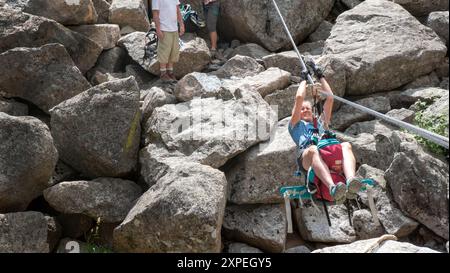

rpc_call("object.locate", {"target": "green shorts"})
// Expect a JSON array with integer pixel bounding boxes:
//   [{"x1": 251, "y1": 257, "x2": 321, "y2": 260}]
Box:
[
  {"x1": 203, "y1": 1, "x2": 220, "y2": 33},
  {"x1": 157, "y1": 31, "x2": 180, "y2": 64}
]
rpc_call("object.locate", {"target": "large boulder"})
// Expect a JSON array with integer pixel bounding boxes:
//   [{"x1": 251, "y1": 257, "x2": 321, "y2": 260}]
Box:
[
  {"x1": 144, "y1": 86, "x2": 277, "y2": 168},
  {"x1": 50, "y1": 77, "x2": 141, "y2": 178},
  {"x1": 113, "y1": 160, "x2": 227, "y2": 253},
  {"x1": 356, "y1": 164, "x2": 419, "y2": 237},
  {"x1": 264, "y1": 85, "x2": 298, "y2": 120},
  {"x1": 174, "y1": 72, "x2": 222, "y2": 102},
  {"x1": 421, "y1": 92, "x2": 449, "y2": 136},
  {"x1": 331, "y1": 96, "x2": 391, "y2": 131},
  {"x1": 0, "y1": 98, "x2": 28, "y2": 116},
  {"x1": 0, "y1": 44, "x2": 91, "y2": 113},
  {"x1": 0, "y1": 7, "x2": 102, "y2": 73},
  {"x1": 313, "y1": 236, "x2": 440, "y2": 253},
  {"x1": 212, "y1": 55, "x2": 265, "y2": 79},
  {"x1": 386, "y1": 143, "x2": 449, "y2": 240},
  {"x1": 141, "y1": 86, "x2": 176, "y2": 124},
  {"x1": 323, "y1": 0, "x2": 447, "y2": 96},
  {"x1": 68, "y1": 24, "x2": 121, "y2": 50},
  {"x1": 19, "y1": 0, "x2": 98, "y2": 25},
  {"x1": 388, "y1": 0, "x2": 449, "y2": 17},
  {"x1": 219, "y1": 0, "x2": 335, "y2": 51},
  {"x1": 229, "y1": 43, "x2": 271, "y2": 60},
  {"x1": 43, "y1": 178, "x2": 142, "y2": 223},
  {"x1": 306, "y1": 20, "x2": 333, "y2": 42},
  {"x1": 92, "y1": 0, "x2": 111, "y2": 24},
  {"x1": 109, "y1": 0, "x2": 150, "y2": 32},
  {"x1": 226, "y1": 117, "x2": 298, "y2": 204},
  {"x1": 0, "y1": 211, "x2": 49, "y2": 253},
  {"x1": 222, "y1": 204, "x2": 287, "y2": 253},
  {"x1": 295, "y1": 204, "x2": 356, "y2": 243},
  {"x1": 239, "y1": 67, "x2": 291, "y2": 98},
  {"x1": 352, "y1": 209, "x2": 385, "y2": 240},
  {"x1": 118, "y1": 32, "x2": 210, "y2": 79},
  {"x1": 427, "y1": 11, "x2": 448, "y2": 46},
  {"x1": 0, "y1": 113, "x2": 58, "y2": 212}
]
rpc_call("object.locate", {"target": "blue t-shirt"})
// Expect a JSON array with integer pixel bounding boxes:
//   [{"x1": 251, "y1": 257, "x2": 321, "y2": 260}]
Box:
[{"x1": 288, "y1": 120, "x2": 325, "y2": 149}]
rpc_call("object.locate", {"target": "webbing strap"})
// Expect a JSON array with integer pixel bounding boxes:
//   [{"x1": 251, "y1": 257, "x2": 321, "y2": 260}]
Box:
[
  {"x1": 283, "y1": 193, "x2": 293, "y2": 233},
  {"x1": 270, "y1": 0, "x2": 449, "y2": 150}
]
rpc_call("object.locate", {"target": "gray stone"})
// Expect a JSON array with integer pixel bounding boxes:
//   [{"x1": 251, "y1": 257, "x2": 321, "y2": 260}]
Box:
[
  {"x1": 400, "y1": 87, "x2": 447, "y2": 106},
  {"x1": 388, "y1": 0, "x2": 449, "y2": 17},
  {"x1": 427, "y1": 11, "x2": 448, "y2": 46},
  {"x1": 295, "y1": 204, "x2": 356, "y2": 243},
  {"x1": 226, "y1": 242, "x2": 264, "y2": 253},
  {"x1": 386, "y1": 144, "x2": 449, "y2": 240},
  {"x1": 19, "y1": 0, "x2": 98, "y2": 25},
  {"x1": 307, "y1": 20, "x2": 333, "y2": 42},
  {"x1": 226, "y1": 117, "x2": 298, "y2": 204},
  {"x1": 212, "y1": 55, "x2": 265, "y2": 79},
  {"x1": 141, "y1": 86, "x2": 176, "y2": 124},
  {"x1": 44, "y1": 178, "x2": 142, "y2": 223},
  {"x1": 125, "y1": 64, "x2": 156, "y2": 89},
  {"x1": 331, "y1": 96, "x2": 391, "y2": 131},
  {"x1": 352, "y1": 209, "x2": 385, "y2": 239},
  {"x1": 144, "y1": 86, "x2": 277, "y2": 168},
  {"x1": 174, "y1": 72, "x2": 222, "y2": 102},
  {"x1": 323, "y1": 0, "x2": 447, "y2": 95},
  {"x1": 45, "y1": 215, "x2": 62, "y2": 252},
  {"x1": 0, "y1": 113, "x2": 58, "y2": 212},
  {"x1": 341, "y1": 0, "x2": 363, "y2": 9},
  {"x1": 284, "y1": 245, "x2": 312, "y2": 253},
  {"x1": 298, "y1": 40, "x2": 325, "y2": 56},
  {"x1": 230, "y1": 43, "x2": 271, "y2": 60},
  {"x1": 92, "y1": 0, "x2": 111, "y2": 24},
  {"x1": 239, "y1": 67, "x2": 291, "y2": 98},
  {"x1": 50, "y1": 77, "x2": 141, "y2": 178},
  {"x1": 0, "y1": 7, "x2": 103, "y2": 73},
  {"x1": 223, "y1": 204, "x2": 286, "y2": 253},
  {"x1": 68, "y1": 24, "x2": 120, "y2": 50},
  {"x1": 113, "y1": 160, "x2": 227, "y2": 253},
  {"x1": 0, "y1": 98, "x2": 28, "y2": 116},
  {"x1": 435, "y1": 57, "x2": 449, "y2": 78},
  {"x1": 0, "y1": 211, "x2": 49, "y2": 253},
  {"x1": 219, "y1": 0, "x2": 335, "y2": 51},
  {"x1": 313, "y1": 236, "x2": 440, "y2": 253},
  {"x1": 264, "y1": 85, "x2": 298, "y2": 120},
  {"x1": 0, "y1": 44, "x2": 91, "y2": 113},
  {"x1": 385, "y1": 108, "x2": 415, "y2": 123},
  {"x1": 402, "y1": 72, "x2": 441, "y2": 90},
  {"x1": 109, "y1": 0, "x2": 150, "y2": 32}
]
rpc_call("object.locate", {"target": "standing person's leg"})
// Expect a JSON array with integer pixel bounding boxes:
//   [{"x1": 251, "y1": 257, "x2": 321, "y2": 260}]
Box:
[
  {"x1": 167, "y1": 31, "x2": 180, "y2": 81},
  {"x1": 205, "y1": 2, "x2": 220, "y2": 57},
  {"x1": 157, "y1": 31, "x2": 171, "y2": 82},
  {"x1": 302, "y1": 146, "x2": 346, "y2": 201}
]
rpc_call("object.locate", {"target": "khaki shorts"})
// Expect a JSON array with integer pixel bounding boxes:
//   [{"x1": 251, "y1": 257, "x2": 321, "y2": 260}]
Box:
[{"x1": 157, "y1": 31, "x2": 180, "y2": 64}]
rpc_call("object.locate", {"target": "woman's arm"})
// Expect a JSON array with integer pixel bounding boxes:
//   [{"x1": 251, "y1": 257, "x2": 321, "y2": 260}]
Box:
[
  {"x1": 320, "y1": 77, "x2": 334, "y2": 126},
  {"x1": 290, "y1": 80, "x2": 307, "y2": 127},
  {"x1": 176, "y1": 5, "x2": 185, "y2": 35}
]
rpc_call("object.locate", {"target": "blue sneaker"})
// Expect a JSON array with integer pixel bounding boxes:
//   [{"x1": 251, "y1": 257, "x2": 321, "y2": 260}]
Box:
[
  {"x1": 330, "y1": 182, "x2": 346, "y2": 204},
  {"x1": 346, "y1": 177, "x2": 363, "y2": 199}
]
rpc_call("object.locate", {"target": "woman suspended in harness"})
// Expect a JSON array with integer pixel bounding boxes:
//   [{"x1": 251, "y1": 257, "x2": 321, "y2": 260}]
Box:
[{"x1": 288, "y1": 62, "x2": 364, "y2": 205}]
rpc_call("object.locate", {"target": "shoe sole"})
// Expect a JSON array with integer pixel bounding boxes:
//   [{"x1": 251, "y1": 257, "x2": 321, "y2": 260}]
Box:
[
  {"x1": 347, "y1": 178, "x2": 363, "y2": 195},
  {"x1": 332, "y1": 183, "x2": 346, "y2": 202}
]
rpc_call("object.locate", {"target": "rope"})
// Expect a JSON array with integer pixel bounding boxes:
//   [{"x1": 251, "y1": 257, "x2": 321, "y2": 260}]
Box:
[
  {"x1": 269, "y1": 0, "x2": 449, "y2": 149},
  {"x1": 363, "y1": 235, "x2": 398, "y2": 253}
]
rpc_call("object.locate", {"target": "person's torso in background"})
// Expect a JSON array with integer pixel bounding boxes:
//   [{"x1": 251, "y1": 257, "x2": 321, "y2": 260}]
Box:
[{"x1": 152, "y1": 0, "x2": 180, "y2": 32}]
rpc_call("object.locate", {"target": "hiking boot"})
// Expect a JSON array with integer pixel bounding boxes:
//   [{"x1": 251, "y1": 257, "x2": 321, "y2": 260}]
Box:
[
  {"x1": 330, "y1": 182, "x2": 346, "y2": 204},
  {"x1": 160, "y1": 72, "x2": 173, "y2": 83},
  {"x1": 167, "y1": 71, "x2": 178, "y2": 82},
  {"x1": 346, "y1": 177, "x2": 363, "y2": 199}
]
